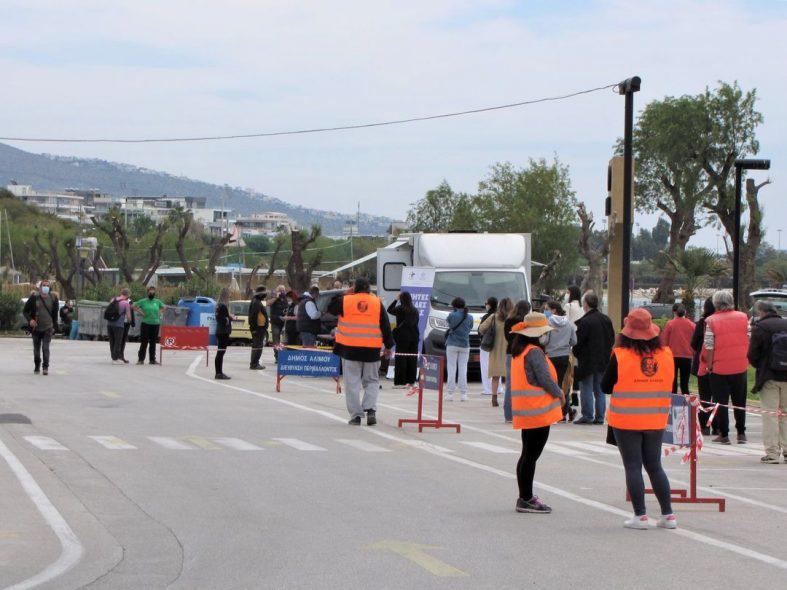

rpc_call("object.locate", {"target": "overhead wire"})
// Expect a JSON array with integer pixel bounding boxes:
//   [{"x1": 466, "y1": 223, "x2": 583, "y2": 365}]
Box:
[{"x1": 0, "y1": 83, "x2": 619, "y2": 143}]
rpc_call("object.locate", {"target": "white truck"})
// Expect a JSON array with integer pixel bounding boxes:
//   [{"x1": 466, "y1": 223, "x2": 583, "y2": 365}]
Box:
[{"x1": 376, "y1": 232, "x2": 532, "y2": 371}]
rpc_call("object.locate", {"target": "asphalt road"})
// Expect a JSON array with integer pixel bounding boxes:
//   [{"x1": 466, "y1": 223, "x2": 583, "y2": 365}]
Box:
[{"x1": 1, "y1": 338, "x2": 786, "y2": 590}]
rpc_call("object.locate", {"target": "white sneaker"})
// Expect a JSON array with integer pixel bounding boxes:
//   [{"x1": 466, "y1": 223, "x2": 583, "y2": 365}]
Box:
[
  {"x1": 460, "y1": 395, "x2": 468, "y2": 402},
  {"x1": 657, "y1": 514, "x2": 677, "y2": 529},
  {"x1": 624, "y1": 515, "x2": 650, "y2": 530},
  {"x1": 445, "y1": 395, "x2": 454, "y2": 402}
]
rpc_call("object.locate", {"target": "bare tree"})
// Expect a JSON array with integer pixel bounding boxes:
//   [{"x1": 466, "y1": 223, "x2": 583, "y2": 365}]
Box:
[
  {"x1": 140, "y1": 221, "x2": 169, "y2": 286},
  {"x1": 286, "y1": 226, "x2": 322, "y2": 293},
  {"x1": 168, "y1": 208, "x2": 197, "y2": 280},
  {"x1": 91, "y1": 209, "x2": 134, "y2": 283},
  {"x1": 577, "y1": 203, "x2": 614, "y2": 298},
  {"x1": 34, "y1": 231, "x2": 77, "y2": 299},
  {"x1": 205, "y1": 232, "x2": 234, "y2": 278},
  {"x1": 531, "y1": 250, "x2": 562, "y2": 297},
  {"x1": 246, "y1": 233, "x2": 287, "y2": 296}
]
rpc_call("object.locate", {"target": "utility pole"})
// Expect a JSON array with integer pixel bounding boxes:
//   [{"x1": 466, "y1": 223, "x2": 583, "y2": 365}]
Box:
[
  {"x1": 619, "y1": 76, "x2": 641, "y2": 324},
  {"x1": 4, "y1": 210, "x2": 14, "y2": 272}
]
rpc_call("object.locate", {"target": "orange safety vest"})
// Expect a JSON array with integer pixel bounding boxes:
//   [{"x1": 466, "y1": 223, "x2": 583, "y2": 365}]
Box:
[
  {"x1": 608, "y1": 347, "x2": 674, "y2": 431},
  {"x1": 334, "y1": 293, "x2": 383, "y2": 349},
  {"x1": 510, "y1": 345, "x2": 563, "y2": 430}
]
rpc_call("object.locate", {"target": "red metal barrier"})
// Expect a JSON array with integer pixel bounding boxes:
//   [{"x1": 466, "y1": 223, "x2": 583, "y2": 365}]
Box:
[
  {"x1": 159, "y1": 326, "x2": 209, "y2": 366},
  {"x1": 398, "y1": 356, "x2": 460, "y2": 433}
]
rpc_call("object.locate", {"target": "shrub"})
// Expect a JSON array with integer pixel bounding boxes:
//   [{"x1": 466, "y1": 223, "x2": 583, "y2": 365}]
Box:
[{"x1": 0, "y1": 291, "x2": 22, "y2": 330}]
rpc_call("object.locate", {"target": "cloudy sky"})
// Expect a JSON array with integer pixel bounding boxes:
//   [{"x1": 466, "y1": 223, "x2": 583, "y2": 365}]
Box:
[{"x1": 1, "y1": 0, "x2": 785, "y2": 248}]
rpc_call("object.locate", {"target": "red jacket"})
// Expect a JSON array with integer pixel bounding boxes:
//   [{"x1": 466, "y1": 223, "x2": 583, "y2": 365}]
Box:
[
  {"x1": 705, "y1": 310, "x2": 749, "y2": 375},
  {"x1": 661, "y1": 316, "x2": 696, "y2": 359}
]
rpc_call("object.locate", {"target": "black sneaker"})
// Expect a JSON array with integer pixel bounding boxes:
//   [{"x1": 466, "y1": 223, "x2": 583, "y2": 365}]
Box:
[
  {"x1": 366, "y1": 410, "x2": 377, "y2": 426},
  {"x1": 149, "y1": 360, "x2": 159, "y2": 365},
  {"x1": 42, "y1": 368, "x2": 48, "y2": 375},
  {"x1": 712, "y1": 435, "x2": 731, "y2": 445},
  {"x1": 701, "y1": 426, "x2": 711, "y2": 436},
  {"x1": 573, "y1": 417, "x2": 593, "y2": 425},
  {"x1": 215, "y1": 374, "x2": 231, "y2": 380},
  {"x1": 250, "y1": 365, "x2": 265, "y2": 370},
  {"x1": 348, "y1": 416, "x2": 362, "y2": 425},
  {"x1": 593, "y1": 419, "x2": 605, "y2": 425},
  {"x1": 737, "y1": 433, "x2": 747, "y2": 444},
  {"x1": 516, "y1": 496, "x2": 552, "y2": 514},
  {"x1": 137, "y1": 360, "x2": 145, "y2": 365},
  {"x1": 34, "y1": 367, "x2": 40, "y2": 374}
]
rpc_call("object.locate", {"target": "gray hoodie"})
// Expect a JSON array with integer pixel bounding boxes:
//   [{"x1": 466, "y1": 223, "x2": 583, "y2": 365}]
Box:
[{"x1": 544, "y1": 314, "x2": 577, "y2": 358}]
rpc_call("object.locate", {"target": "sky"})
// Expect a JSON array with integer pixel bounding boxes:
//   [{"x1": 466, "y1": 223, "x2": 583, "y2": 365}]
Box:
[{"x1": 0, "y1": 0, "x2": 785, "y2": 249}]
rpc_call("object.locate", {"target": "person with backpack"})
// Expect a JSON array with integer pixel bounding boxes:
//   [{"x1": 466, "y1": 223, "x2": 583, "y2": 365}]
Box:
[
  {"x1": 248, "y1": 285, "x2": 268, "y2": 370},
  {"x1": 22, "y1": 280, "x2": 59, "y2": 375},
  {"x1": 106, "y1": 288, "x2": 132, "y2": 364},
  {"x1": 444, "y1": 297, "x2": 473, "y2": 402},
  {"x1": 748, "y1": 300, "x2": 787, "y2": 463}
]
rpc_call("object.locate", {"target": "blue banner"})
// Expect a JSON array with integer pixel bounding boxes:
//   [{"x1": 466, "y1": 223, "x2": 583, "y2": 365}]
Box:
[
  {"x1": 419, "y1": 354, "x2": 442, "y2": 391},
  {"x1": 400, "y1": 267, "x2": 435, "y2": 350},
  {"x1": 663, "y1": 394, "x2": 690, "y2": 445},
  {"x1": 277, "y1": 348, "x2": 341, "y2": 378}
]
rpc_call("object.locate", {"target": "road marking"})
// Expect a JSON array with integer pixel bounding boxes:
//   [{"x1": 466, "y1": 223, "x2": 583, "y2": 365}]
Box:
[
  {"x1": 273, "y1": 438, "x2": 326, "y2": 451},
  {"x1": 459, "y1": 441, "x2": 518, "y2": 454},
  {"x1": 213, "y1": 437, "x2": 264, "y2": 451},
  {"x1": 561, "y1": 441, "x2": 619, "y2": 455},
  {"x1": 187, "y1": 356, "x2": 787, "y2": 571},
  {"x1": 367, "y1": 540, "x2": 467, "y2": 578},
  {"x1": 23, "y1": 436, "x2": 69, "y2": 451},
  {"x1": 0, "y1": 531, "x2": 22, "y2": 539},
  {"x1": 336, "y1": 439, "x2": 391, "y2": 453},
  {"x1": 148, "y1": 437, "x2": 196, "y2": 450},
  {"x1": 184, "y1": 436, "x2": 222, "y2": 450},
  {"x1": 99, "y1": 390, "x2": 120, "y2": 399},
  {"x1": 0, "y1": 436, "x2": 83, "y2": 589},
  {"x1": 710, "y1": 487, "x2": 787, "y2": 491},
  {"x1": 89, "y1": 436, "x2": 137, "y2": 450}
]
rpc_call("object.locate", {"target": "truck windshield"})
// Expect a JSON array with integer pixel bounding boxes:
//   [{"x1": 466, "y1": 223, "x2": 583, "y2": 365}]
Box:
[{"x1": 430, "y1": 271, "x2": 527, "y2": 311}]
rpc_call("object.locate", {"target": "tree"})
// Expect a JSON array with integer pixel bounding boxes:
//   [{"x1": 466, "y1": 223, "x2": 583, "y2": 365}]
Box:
[
  {"x1": 632, "y1": 218, "x2": 669, "y2": 262},
  {"x1": 286, "y1": 225, "x2": 322, "y2": 293},
  {"x1": 33, "y1": 230, "x2": 77, "y2": 299},
  {"x1": 699, "y1": 84, "x2": 766, "y2": 309},
  {"x1": 473, "y1": 158, "x2": 580, "y2": 291},
  {"x1": 91, "y1": 208, "x2": 134, "y2": 283},
  {"x1": 406, "y1": 181, "x2": 463, "y2": 232},
  {"x1": 664, "y1": 247, "x2": 727, "y2": 318},
  {"x1": 576, "y1": 203, "x2": 614, "y2": 297},
  {"x1": 167, "y1": 208, "x2": 199, "y2": 280},
  {"x1": 246, "y1": 232, "x2": 286, "y2": 296},
  {"x1": 139, "y1": 221, "x2": 169, "y2": 286},
  {"x1": 628, "y1": 95, "x2": 714, "y2": 303}
]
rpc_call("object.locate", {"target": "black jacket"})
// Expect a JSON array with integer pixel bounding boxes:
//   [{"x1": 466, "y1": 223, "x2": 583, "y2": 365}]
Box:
[
  {"x1": 248, "y1": 293, "x2": 269, "y2": 332},
  {"x1": 269, "y1": 295, "x2": 288, "y2": 328},
  {"x1": 748, "y1": 312, "x2": 787, "y2": 391},
  {"x1": 23, "y1": 293, "x2": 59, "y2": 332},
  {"x1": 387, "y1": 300, "x2": 420, "y2": 348},
  {"x1": 215, "y1": 303, "x2": 232, "y2": 336},
  {"x1": 328, "y1": 293, "x2": 394, "y2": 362},
  {"x1": 572, "y1": 308, "x2": 615, "y2": 380}
]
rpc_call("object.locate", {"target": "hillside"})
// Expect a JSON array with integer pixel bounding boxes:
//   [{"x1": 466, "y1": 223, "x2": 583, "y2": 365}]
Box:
[{"x1": 0, "y1": 142, "x2": 393, "y2": 235}]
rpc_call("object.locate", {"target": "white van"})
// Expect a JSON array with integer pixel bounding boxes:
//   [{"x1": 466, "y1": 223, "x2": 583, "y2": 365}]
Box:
[{"x1": 377, "y1": 233, "x2": 531, "y2": 370}]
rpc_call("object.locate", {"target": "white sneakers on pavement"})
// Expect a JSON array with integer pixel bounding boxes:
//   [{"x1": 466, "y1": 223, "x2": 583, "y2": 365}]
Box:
[
  {"x1": 623, "y1": 514, "x2": 678, "y2": 530},
  {"x1": 657, "y1": 514, "x2": 678, "y2": 529}
]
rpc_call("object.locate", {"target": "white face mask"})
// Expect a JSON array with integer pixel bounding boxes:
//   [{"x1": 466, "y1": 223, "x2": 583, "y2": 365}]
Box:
[{"x1": 41, "y1": 286, "x2": 50, "y2": 295}]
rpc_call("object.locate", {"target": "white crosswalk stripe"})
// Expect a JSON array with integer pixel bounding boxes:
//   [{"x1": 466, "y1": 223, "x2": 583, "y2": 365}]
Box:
[
  {"x1": 561, "y1": 441, "x2": 619, "y2": 455},
  {"x1": 336, "y1": 439, "x2": 391, "y2": 453},
  {"x1": 460, "y1": 441, "x2": 518, "y2": 454},
  {"x1": 24, "y1": 436, "x2": 69, "y2": 451},
  {"x1": 545, "y1": 443, "x2": 590, "y2": 457},
  {"x1": 213, "y1": 437, "x2": 264, "y2": 451},
  {"x1": 273, "y1": 438, "x2": 327, "y2": 451},
  {"x1": 89, "y1": 436, "x2": 137, "y2": 450},
  {"x1": 148, "y1": 437, "x2": 196, "y2": 450}
]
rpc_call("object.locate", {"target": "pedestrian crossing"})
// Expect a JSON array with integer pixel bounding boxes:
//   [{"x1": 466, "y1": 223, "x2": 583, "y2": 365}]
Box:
[{"x1": 21, "y1": 434, "x2": 767, "y2": 461}]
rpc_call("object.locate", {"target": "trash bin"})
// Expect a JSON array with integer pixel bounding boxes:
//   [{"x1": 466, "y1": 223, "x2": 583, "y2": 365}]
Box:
[{"x1": 177, "y1": 296, "x2": 217, "y2": 345}]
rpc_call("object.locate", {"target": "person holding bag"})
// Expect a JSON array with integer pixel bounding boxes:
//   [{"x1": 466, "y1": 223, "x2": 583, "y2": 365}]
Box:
[
  {"x1": 479, "y1": 297, "x2": 511, "y2": 407},
  {"x1": 444, "y1": 297, "x2": 473, "y2": 402}
]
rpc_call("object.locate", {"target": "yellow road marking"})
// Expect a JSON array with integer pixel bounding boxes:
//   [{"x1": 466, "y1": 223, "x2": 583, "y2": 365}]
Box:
[
  {"x1": 367, "y1": 540, "x2": 468, "y2": 578},
  {"x1": 100, "y1": 390, "x2": 120, "y2": 399},
  {"x1": 0, "y1": 531, "x2": 22, "y2": 539},
  {"x1": 184, "y1": 436, "x2": 222, "y2": 450}
]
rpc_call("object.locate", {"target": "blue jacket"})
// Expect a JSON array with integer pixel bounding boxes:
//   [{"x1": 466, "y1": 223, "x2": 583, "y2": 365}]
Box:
[{"x1": 446, "y1": 309, "x2": 473, "y2": 348}]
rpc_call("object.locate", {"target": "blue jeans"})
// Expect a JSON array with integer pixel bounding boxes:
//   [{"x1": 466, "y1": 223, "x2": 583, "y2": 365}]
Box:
[
  {"x1": 504, "y1": 354, "x2": 513, "y2": 421},
  {"x1": 579, "y1": 372, "x2": 606, "y2": 422}
]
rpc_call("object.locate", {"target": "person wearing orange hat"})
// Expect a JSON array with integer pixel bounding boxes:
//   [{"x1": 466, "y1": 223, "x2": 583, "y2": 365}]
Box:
[
  {"x1": 602, "y1": 308, "x2": 676, "y2": 530},
  {"x1": 509, "y1": 312, "x2": 565, "y2": 514}
]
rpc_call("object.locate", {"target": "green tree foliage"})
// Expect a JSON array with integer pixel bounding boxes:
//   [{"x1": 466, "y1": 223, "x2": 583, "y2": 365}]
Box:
[
  {"x1": 664, "y1": 247, "x2": 727, "y2": 317},
  {"x1": 405, "y1": 181, "x2": 476, "y2": 232},
  {"x1": 632, "y1": 218, "x2": 669, "y2": 262},
  {"x1": 0, "y1": 291, "x2": 21, "y2": 330}
]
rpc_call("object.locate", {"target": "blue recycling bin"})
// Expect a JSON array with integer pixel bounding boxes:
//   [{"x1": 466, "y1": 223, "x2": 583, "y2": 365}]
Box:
[{"x1": 177, "y1": 296, "x2": 217, "y2": 345}]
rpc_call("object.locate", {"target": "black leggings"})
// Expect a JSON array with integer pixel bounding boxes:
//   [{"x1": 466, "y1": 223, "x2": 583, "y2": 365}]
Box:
[
  {"x1": 516, "y1": 426, "x2": 550, "y2": 501},
  {"x1": 697, "y1": 374, "x2": 713, "y2": 429},
  {"x1": 613, "y1": 428, "x2": 672, "y2": 517},
  {"x1": 672, "y1": 357, "x2": 691, "y2": 395},
  {"x1": 215, "y1": 333, "x2": 230, "y2": 375}
]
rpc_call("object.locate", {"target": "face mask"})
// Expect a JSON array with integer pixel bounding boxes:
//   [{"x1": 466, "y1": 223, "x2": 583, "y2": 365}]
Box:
[
  {"x1": 41, "y1": 286, "x2": 50, "y2": 295},
  {"x1": 287, "y1": 299, "x2": 293, "y2": 305},
  {"x1": 544, "y1": 310, "x2": 552, "y2": 319},
  {"x1": 148, "y1": 293, "x2": 155, "y2": 300}
]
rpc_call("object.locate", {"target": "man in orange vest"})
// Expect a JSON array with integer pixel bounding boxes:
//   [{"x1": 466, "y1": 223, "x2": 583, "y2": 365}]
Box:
[
  {"x1": 328, "y1": 277, "x2": 394, "y2": 425},
  {"x1": 702, "y1": 290, "x2": 750, "y2": 445}
]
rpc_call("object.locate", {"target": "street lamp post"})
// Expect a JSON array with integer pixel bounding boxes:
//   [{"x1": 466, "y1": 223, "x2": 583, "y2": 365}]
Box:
[
  {"x1": 619, "y1": 76, "x2": 641, "y2": 324},
  {"x1": 733, "y1": 158, "x2": 771, "y2": 310}
]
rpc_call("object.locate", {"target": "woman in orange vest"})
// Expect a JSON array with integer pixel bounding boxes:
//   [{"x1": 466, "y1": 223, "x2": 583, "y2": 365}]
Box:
[
  {"x1": 602, "y1": 308, "x2": 676, "y2": 530},
  {"x1": 509, "y1": 312, "x2": 565, "y2": 514}
]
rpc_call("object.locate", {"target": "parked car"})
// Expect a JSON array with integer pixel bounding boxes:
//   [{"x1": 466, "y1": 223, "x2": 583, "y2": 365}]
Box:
[
  {"x1": 750, "y1": 289, "x2": 787, "y2": 318},
  {"x1": 228, "y1": 299, "x2": 273, "y2": 346}
]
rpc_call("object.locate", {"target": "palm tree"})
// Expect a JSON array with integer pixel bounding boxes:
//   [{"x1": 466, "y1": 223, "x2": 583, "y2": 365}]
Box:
[
  {"x1": 764, "y1": 258, "x2": 787, "y2": 288},
  {"x1": 665, "y1": 247, "x2": 727, "y2": 318}
]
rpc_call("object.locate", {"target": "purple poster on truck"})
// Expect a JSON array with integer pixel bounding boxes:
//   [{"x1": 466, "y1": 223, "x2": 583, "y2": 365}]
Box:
[{"x1": 400, "y1": 267, "x2": 435, "y2": 351}]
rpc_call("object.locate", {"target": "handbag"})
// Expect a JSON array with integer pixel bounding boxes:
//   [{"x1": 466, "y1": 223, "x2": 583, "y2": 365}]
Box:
[
  {"x1": 436, "y1": 309, "x2": 467, "y2": 348},
  {"x1": 480, "y1": 316, "x2": 496, "y2": 352}
]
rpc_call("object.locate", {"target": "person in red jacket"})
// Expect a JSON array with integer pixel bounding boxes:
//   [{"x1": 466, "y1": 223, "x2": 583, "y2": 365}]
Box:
[
  {"x1": 661, "y1": 303, "x2": 695, "y2": 395},
  {"x1": 702, "y1": 290, "x2": 750, "y2": 445}
]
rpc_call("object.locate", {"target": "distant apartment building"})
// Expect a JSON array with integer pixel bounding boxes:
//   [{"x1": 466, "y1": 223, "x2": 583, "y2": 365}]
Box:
[
  {"x1": 5, "y1": 184, "x2": 91, "y2": 223},
  {"x1": 235, "y1": 212, "x2": 298, "y2": 236}
]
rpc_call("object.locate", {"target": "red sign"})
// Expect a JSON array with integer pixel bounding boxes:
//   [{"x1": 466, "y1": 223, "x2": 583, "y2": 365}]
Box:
[{"x1": 159, "y1": 326, "x2": 209, "y2": 366}]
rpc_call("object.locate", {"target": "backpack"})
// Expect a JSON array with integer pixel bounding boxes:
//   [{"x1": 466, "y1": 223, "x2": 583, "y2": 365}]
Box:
[
  {"x1": 104, "y1": 298, "x2": 121, "y2": 322},
  {"x1": 769, "y1": 331, "x2": 787, "y2": 371}
]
